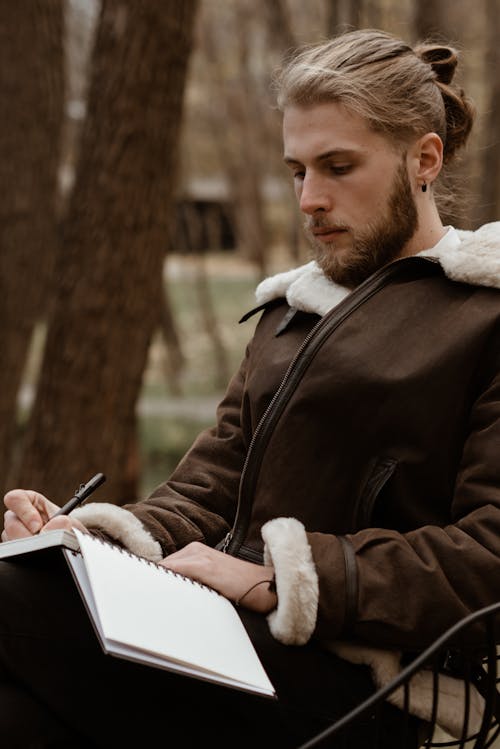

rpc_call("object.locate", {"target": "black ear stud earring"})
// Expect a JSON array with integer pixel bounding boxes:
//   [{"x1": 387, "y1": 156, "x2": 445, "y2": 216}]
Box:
[{"x1": 422, "y1": 182, "x2": 427, "y2": 193}]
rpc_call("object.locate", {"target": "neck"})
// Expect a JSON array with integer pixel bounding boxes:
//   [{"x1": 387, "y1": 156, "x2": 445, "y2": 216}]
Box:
[{"x1": 398, "y1": 201, "x2": 446, "y2": 258}]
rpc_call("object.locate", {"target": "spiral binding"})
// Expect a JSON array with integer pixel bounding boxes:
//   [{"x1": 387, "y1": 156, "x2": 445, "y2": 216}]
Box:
[{"x1": 81, "y1": 533, "x2": 220, "y2": 597}]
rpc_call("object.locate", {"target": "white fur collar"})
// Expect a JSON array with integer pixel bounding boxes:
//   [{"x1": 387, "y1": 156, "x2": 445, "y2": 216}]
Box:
[
  {"x1": 421, "y1": 222, "x2": 500, "y2": 288},
  {"x1": 256, "y1": 260, "x2": 350, "y2": 316},
  {"x1": 255, "y1": 222, "x2": 500, "y2": 317}
]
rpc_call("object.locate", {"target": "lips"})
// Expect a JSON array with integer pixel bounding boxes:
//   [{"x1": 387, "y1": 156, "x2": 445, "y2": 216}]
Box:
[{"x1": 311, "y1": 227, "x2": 348, "y2": 242}]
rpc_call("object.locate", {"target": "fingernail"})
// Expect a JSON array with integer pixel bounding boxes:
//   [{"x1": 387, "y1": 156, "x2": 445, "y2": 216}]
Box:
[{"x1": 29, "y1": 520, "x2": 41, "y2": 534}]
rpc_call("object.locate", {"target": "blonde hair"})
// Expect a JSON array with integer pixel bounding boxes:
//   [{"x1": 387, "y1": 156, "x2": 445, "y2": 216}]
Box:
[{"x1": 274, "y1": 29, "x2": 475, "y2": 166}]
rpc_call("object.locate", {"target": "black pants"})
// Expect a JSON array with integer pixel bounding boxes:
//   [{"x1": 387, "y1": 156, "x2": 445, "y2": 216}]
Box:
[{"x1": 0, "y1": 549, "x2": 419, "y2": 749}]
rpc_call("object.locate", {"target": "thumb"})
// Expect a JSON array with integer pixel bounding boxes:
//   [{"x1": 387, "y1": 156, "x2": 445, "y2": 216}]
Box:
[{"x1": 42, "y1": 515, "x2": 87, "y2": 533}]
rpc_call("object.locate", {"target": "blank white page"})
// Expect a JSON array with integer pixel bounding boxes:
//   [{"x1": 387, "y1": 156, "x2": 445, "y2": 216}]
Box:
[{"x1": 73, "y1": 529, "x2": 275, "y2": 696}]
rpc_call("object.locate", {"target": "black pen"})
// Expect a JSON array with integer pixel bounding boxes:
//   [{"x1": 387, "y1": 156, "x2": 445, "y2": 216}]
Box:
[{"x1": 52, "y1": 473, "x2": 106, "y2": 517}]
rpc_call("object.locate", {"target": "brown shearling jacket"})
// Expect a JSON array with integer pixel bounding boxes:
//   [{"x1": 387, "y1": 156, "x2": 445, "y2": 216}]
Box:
[{"x1": 75, "y1": 224, "x2": 500, "y2": 654}]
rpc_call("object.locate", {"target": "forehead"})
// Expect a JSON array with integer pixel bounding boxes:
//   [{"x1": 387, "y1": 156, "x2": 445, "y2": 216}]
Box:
[{"x1": 283, "y1": 102, "x2": 392, "y2": 161}]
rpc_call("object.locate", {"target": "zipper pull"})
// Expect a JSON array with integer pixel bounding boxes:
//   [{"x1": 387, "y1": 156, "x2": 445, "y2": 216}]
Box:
[{"x1": 220, "y1": 531, "x2": 232, "y2": 553}]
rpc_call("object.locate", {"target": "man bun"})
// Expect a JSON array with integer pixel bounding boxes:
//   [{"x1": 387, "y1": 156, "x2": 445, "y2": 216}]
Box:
[
  {"x1": 415, "y1": 44, "x2": 458, "y2": 85},
  {"x1": 415, "y1": 43, "x2": 475, "y2": 163}
]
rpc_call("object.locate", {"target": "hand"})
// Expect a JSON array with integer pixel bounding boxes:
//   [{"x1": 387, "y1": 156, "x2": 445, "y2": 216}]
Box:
[
  {"x1": 1, "y1": 489, "x2": 87, "y2": 542},
  {"x1": 160, "y1": 541, "x2": 277, "y2": 614}
]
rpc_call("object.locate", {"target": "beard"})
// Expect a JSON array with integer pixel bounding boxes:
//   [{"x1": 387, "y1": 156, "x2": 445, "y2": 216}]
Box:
[{"x1": 304, "y1": 160, "x2": 419, "y2": 288}]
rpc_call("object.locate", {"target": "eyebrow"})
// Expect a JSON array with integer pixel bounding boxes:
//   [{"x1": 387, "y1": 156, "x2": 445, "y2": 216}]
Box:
[{"x1": 283, "y1": 148, "x2": 358, "y2": 166}]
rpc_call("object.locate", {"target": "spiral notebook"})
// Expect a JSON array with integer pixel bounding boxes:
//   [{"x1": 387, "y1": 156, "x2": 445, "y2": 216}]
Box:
[
  {"x1": 62, "y1": 530, "x2": 276, "y2": 697},
  {"x1": 0, "y1": 528, "x2": 275, "y2": 697}
]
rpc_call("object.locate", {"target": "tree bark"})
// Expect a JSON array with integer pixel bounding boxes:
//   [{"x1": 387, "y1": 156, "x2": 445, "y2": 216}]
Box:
[
  {"x1": 201, "y1": 1, "x2": 270, "y2": 279},
  {"x1": 477, "y1": 0, "x2": 500, "y2": 225},
  {"x1": 261, "y1": 0, "x2": 296, "y2": 53},
  {"x1": 182, "y1": 202, "x2": 230, "y2": 390},
  {"x1": 413, "y1": 0, "x2": 448, "y2": 41},
  {"x1": 158, "y1": 281, "x2": 186, "y2": 397},
  {"x1": 0, "y1": 0, "x2": 64, "y2": 498},
  {"x1": 325, "y1": 0, "x2": 363, "y2": 36},
  {"x1": 16, "y1": 0, "x2": 198, "y2": 504},
  {"x1": 412, "y1": 0, "x2": 473, "y2": 228}
]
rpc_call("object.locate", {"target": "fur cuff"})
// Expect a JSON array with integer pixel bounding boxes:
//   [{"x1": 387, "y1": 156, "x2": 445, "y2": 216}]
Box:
[
  {"x1": 262, "y1": 517, "x2": 319, "y2": 645},
  {"x1": 329, "y1": 642, "x2": 484, "y2": 738},
  {"x1": 72, "y1": 503, "x2": 163, "y2": 562}
]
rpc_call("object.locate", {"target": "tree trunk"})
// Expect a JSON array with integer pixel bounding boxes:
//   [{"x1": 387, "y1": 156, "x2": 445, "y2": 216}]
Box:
[
  {"x1": 261, "y1": 0, "x2": 296, "y2": 53},
  {"x1": 193, "y1": 253, "x2": 230, "y2": 391},
  {"x1": 326, "y1": 0, "x2": 363, "y2": 35},
  {"x1": 182, "y1": 202, "x2": 230, "y2": 390},
  {"x1": 477, "y1": 0, "x2": 500, "y2": 225},
  {"x1": 201, "y1": 2, "x2": 270, "y2": 279},
  {"x1": 413, "y1": 0, "x2": 447, "y2": 41},
  {"x1": 158, "y1": 276, "x2": 186, "y2": 397},
  {"x1": 0, "y1": 0, "x2": 64, "y2": 499},
  {"x1": 412, "y1": 0, "x2": 473, "y2": 228},
  {"x1": 16, "y1": 0, "x2": 198, "y2": 504}
]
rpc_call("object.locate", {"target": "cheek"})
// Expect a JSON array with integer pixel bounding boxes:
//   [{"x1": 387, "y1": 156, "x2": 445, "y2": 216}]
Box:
[{"x1": 353, "y1": 180, "x2": 392, "y2": 218}]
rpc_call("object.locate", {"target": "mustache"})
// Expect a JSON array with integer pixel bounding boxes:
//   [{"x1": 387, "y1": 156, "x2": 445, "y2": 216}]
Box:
[{"x1": 304, "y1": 217, "x2": 350, "y2": 231}]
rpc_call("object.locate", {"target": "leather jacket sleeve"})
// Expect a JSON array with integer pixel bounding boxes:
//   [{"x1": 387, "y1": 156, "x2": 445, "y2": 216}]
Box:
[{"x1": 120, "y1": 350, "x2": 250, "y2": 555}]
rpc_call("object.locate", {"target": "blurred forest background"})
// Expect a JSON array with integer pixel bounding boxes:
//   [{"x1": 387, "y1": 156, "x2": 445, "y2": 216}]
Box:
[{"x1": 1, "y1": 0, "x2": 500, "y2": 515}]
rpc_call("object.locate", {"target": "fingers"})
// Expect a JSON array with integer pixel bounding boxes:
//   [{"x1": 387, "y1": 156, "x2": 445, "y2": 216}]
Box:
[
  {"x1": 42, "y1": 515, "x2": 87, "y2": 534},
  {"x1": 159, "y1": 542, "x2": 277, "y2": 612},
  {"x1": 2, "y1": 510, "x2": 34, "y2": 540},
  {"x1": 3, "y1": 490, "x2": 59, "y2": 540},
  {"x1": 160, "y1": 541, "x2": 213, "y2": 572}
]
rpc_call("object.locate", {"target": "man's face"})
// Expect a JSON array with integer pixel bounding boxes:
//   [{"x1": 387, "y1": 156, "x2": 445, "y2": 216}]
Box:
[{"x1": 283, "y1": 102, "x2": 419, "y2": 287}]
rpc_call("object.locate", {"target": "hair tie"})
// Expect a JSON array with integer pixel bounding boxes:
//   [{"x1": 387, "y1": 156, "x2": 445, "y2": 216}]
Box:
[{"x1": 235, "y1": 575, "x2": 276, "y2": 607}]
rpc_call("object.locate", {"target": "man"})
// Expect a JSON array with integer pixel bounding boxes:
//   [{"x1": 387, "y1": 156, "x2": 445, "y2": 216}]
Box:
[{"x1": 2, "y1": 28, "x2": 500, "y2": 748}]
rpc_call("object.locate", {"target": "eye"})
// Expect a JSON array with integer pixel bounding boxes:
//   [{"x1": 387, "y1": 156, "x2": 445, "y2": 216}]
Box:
[
  {"x1": 293, "y1": 170, "x2": 305, "y2": 180},
  {"x1": 329, "y1": 164, "x2": 352, "y2": 175}
]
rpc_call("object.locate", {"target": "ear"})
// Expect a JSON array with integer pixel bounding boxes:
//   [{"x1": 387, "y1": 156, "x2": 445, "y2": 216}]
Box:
[{"x1": 408, "y1": 132, "x2": 443, "y2": 189}]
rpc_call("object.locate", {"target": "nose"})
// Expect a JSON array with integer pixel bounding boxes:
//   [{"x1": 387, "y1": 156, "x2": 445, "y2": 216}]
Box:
[{"x1": 298, "y1": 172, "x2": 332, "y2": 215}]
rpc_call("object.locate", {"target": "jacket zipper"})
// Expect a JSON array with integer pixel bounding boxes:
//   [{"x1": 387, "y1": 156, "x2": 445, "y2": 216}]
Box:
[{"x1": 223, "y1": 256, "x2": 440, "y2": 556}]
